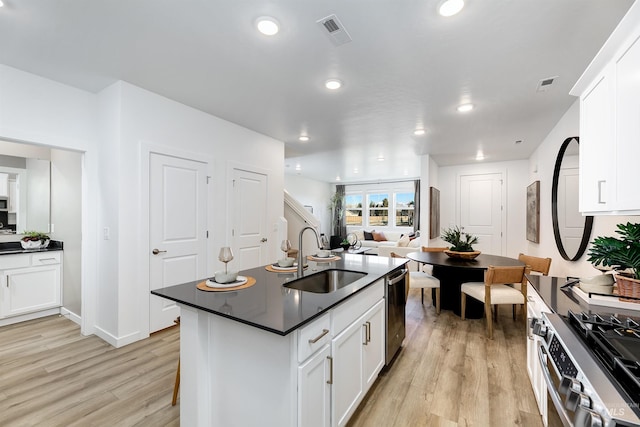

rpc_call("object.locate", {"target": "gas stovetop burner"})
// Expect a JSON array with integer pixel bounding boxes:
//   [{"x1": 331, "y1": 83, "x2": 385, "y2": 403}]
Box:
[{"x1": 568, "y1": 310, "x2": 640, "y2": 415}]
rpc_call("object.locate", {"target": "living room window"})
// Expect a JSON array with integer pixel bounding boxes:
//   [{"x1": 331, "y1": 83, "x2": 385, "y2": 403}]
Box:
[
  {"x1": 345, "y1": 181, "x2": 417, "y2": 230},
  {"x1": 368, "y1": 193, "x2": 389, "y2": 226},
  {"x1": 395, "y1": 192, "x2": 414, "y2": 226},
  {"x1": 345, "y1": 194, "x2": 363, "y2": 226}
]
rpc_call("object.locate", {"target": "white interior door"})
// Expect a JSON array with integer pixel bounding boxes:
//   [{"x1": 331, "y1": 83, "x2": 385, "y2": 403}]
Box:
[
  {"x1": 558, "y1": 166, "x2": 582, "y2": 257},
  {"x1": 149, "y1": 153, "x2": 207, "y2": 333},
  {"x1": 231, "y1": 168, "x2": 268, "y2": 271},
  {"x1": 459, "y1": 173, "x2": 504, "y2": 255}
]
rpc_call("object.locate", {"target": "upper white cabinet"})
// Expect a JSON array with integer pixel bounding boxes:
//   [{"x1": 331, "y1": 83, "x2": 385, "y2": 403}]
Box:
[
  {"x1": 0, "y1": 173, "x2": 8, "y2": 198},
  {"x1": 571, "y1": 3, "x2": 640, "y2": 215}
]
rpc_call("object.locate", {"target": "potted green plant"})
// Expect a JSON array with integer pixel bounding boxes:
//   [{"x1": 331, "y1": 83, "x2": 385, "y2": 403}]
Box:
[
  {"x1": 587, "y1": 222, "x2": 640, "y2": 302},
  {"x1": 441, "y1": 226, "x2": 480, "y2": 259},
  {"x1": 21, "y1": 231, "x2": 50, "y2": 250}
]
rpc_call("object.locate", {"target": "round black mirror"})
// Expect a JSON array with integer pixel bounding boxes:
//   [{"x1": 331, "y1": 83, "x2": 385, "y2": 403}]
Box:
[{"x1": 551, "y1": 137, "x2": 593, "y2": 261}]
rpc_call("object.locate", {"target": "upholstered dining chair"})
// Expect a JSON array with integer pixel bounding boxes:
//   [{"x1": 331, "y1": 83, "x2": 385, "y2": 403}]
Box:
[
  {"x1": 461, "y1": 265, "x2": 531, "y2": 339},
  {"x1": 390, "y1": 246, "x2": 447, "y2": 313}
]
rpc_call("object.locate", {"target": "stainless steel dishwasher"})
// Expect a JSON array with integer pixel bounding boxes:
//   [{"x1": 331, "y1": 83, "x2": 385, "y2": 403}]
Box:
[{"x1": 385, "y1": 267, "x2": 407, "y2": 365}]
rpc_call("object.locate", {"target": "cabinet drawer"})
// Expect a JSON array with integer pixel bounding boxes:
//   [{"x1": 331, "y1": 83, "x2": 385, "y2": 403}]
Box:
[
  {"x1": 332, "y1": 279, "x2": 384, "y2": 335},
  {"x1": 298, "y1": 312, "x2": 331, "y2": 363},
  {"x1": 0, "y1": 254, "x2": 31, "y2": 270},
  {"x1": 31, "y1": 252, "x2": 61, "y2": 265}
]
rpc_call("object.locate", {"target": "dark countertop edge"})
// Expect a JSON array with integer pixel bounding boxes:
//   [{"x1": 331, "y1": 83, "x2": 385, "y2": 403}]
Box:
[
  {"x1": 153, "y1": 260, "x2": 409, "y2": 336},
  {"x1": 0, "y1": 240, "x2": 64, "y2": 255},
  {"x1": 153, "y1": 276, "x2": 385, "y2": 336}
]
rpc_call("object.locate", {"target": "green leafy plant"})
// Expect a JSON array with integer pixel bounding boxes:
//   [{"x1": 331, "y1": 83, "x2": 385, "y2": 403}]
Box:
[
  {"x1": 587, "y1": 222, "x2": 640, "y2": 280},
  {"x1": 21, "y1": 231, "x2": 50, "y2": 242},
  {"x1": 441, "y1": 226, "x2": 478, "y2": 252}
]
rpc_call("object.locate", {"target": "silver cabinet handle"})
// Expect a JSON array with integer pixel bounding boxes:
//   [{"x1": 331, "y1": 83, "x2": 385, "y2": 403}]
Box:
[
  {"x1": 308, "y1": 329, "x2": 329, "y2": 344},
  {"x1": 326, "y1": 356, "x2": 333, "y2": 385},
  {"x1": 37, "y1": 257, "x2": 57, "y2": 262},
  {"x1": 366, "y1": 321, "x2": 371, "y2": 344},
  {"x1": 152, "y1": 249, "x2": 167, "y2": 255},
  {"x1": 597, "y1": 180, "x2": 606, "y2": 204}
]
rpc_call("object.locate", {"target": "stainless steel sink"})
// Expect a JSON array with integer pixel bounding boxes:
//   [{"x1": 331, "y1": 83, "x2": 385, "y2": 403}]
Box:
[{"x1": 283, "y1": 269, "x2": 367, "y2": 293}]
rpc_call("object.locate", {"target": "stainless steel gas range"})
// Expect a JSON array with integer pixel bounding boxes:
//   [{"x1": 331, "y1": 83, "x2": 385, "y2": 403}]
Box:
[{"x1": 533, "y1": 309, "x2": 640, "y2": 427}]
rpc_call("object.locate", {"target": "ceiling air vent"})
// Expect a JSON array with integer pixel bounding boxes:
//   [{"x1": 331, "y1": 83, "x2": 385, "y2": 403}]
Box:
[
  {"x1": 317, "y1": 14, "x2": 352, "y2": 46},
  {"x1": 536, "y1": 76, "x2": 558, "y2": 92}
]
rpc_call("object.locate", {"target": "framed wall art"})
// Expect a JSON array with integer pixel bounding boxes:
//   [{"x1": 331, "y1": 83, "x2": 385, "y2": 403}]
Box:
[
  {"x1": 429, "y1": 186, "x2": 440, "y2": 239},
  {"x1": 526, "y1": 181, "x2": 540, "y2": 243}
]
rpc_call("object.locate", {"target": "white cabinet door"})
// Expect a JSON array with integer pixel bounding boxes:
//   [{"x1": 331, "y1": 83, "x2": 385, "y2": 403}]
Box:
[
  {"x1": 331, "y1": 317, "x2": 364, "y2": 427},
  {"x1": 298, "y1": 344, "x2": 331, "y2": 427},
  {"x1": 614, "y1": 34, "x2": 640, "y2": 211},
  {"x1": 362, "y1": 299, "x2": 385, "y2": 390},
  {"x1": 1, "y1": 265, "x2": 61, "y2": 317},
  {"x1": 579, "y1": 69, "x2": 614, "y2": 213}
]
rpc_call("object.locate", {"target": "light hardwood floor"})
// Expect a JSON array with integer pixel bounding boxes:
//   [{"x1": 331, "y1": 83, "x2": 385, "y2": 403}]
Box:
[
  {"x1": 0, "y1": 316, "x2": 180, "y2": 426},
  {"x1": 348, "y1": 291, "x2": 544, "y2": 427},
  {"x1": 0, "y1": 290, "x2": 543, "y2": 427}
]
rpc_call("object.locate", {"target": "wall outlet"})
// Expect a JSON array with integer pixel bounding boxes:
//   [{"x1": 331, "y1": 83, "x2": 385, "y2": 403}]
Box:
[{"x1": 103, "y1": 227, "x2": 110, "y2": 240}]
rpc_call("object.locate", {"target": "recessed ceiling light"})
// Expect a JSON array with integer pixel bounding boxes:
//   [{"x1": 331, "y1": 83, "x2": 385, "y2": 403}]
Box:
[
  {"x1": 353, "y1": 167, "x2": 359, "y2": 174},
  {"x1": 377, "y1": 155, "x2": 385, "y2": 161},
  {"x1": 256, "y1": 17, "x2": 280, "y2": 36},
  {"x1": 475, "y1": 151, "x2": 485, "y2": 161},
  {"x1": 336, "y1": 176, "x2": 341, "y2": 181},
  {"x1": 413, "y1": 129, "x2": 426, "y2": 136},
  {"x1": 295, "y1": 164, "x2": 301, "y2": 171},
  {"x1": 325, "y1": 79, "x2": 342, "y2": 90},
  {"x1": 299, "y1": 135, "x2": 310, "y2": 142},
  {"x1": 439, "y1": 0, "x2": 465, "y2": 17},
  {"x1": 457, "y1": 103, "x2": 474, "y2": 113},
  {"x1": 0, "y1": 1, "x2": 4, "y2": 7}
]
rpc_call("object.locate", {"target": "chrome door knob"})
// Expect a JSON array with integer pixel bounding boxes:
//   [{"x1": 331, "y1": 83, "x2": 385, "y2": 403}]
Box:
[{"x1": 152, "y1": 248, "x2": 167, "y2": 255}]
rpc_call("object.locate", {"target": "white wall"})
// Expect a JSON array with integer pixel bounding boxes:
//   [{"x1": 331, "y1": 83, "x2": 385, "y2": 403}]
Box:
[
  {"x1": 436, "y1": 160, "x2": 529, "y2": 257},
  {"x1": 284, "y1": 174, "x2": 332, "y2": 236},
  {"x1": 527, "y1": 100, "x2": 640, "y2": 278},
  {"x1": 104, "y1": 81, "x2": 284, "y2": 343},
  {"x1": 0, "y1": 64, "x2": 99, "y2": 337},
  {"x1": 1, "y1": 65, "x2": 285, "y2": 347},
  {"x1": 50, "y1": 149, "x2": 83, "y2": 317}
]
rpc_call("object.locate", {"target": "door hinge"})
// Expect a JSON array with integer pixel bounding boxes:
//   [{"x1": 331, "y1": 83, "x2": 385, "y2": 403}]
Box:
[
  {"x1": 232, "y1": 229, "x2": 235, "y2": 237},
  {"x1": 206, "y1": 230, "x2": 209, "y2": 238},
  {"x1": 207, "y1": 176, "x2": 211, "y2": 184}
]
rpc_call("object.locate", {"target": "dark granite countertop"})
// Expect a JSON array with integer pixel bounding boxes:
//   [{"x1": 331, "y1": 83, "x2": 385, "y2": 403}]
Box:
[
  {"x1": 152, "y1": 254, "x2": 408, "y2": 336},
  {"x1": 527, "y1": 274, "x2": 640, "y2": 318},
  {"x1": 0, "y1": 240, "x2": 64, "y2": 255}
]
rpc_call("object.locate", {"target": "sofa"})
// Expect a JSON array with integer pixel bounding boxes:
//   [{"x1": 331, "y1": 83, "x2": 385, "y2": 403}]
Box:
[{"x1": 350, "y1": 229, "x2": 421, "y2": 255}]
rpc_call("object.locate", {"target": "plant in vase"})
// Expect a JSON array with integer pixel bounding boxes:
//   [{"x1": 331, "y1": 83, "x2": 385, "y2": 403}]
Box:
[
  {"x1": 21, "y1": 231, "x2": 50, "y2": 250},
  {"x1": 587, "y1": 222, "x2": 640, "y2": 302},
  {"x1": 340, "y1": 238, "x2": 351, "y2": 251},
  {"x1": 441, "y1": 226, "x2": 480, "y2": 259}
]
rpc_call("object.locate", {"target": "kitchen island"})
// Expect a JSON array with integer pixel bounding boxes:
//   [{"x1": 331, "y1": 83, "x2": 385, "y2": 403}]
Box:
[{"x1": 152, "y1": 254, "x2": 408, "y2": 427}]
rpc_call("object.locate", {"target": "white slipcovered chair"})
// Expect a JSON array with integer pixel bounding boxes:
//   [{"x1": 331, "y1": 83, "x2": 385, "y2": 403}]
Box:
[{"x1": 388, "y1": 246, "x2": 447, "y2": 314}]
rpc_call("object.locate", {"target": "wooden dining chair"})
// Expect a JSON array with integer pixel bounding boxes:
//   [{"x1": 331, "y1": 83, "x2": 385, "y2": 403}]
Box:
[
  {"x1": 461, "y1": 265, "x2": 531, "y2": 339},
  {"x1": 172, "y1": 317, "x2": 181, "y2": 406},
  {"x1": 511, "y1": 253, "x2": 552, "y2": 318},
  {"x1": 390, "y1": 246, "x2": 446, "y2": 313}
]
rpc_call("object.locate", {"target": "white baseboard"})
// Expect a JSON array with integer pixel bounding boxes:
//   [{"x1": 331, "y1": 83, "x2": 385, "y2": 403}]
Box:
[
  {"x1": 0, "y1": 307, "x2": 60, "y2": 327},
  {"x1": 93, "y1": 325, "x2": 144, "y2": 348},
  {"x1": 60, "y1": 307, "x2": 82, "y2": 325}
]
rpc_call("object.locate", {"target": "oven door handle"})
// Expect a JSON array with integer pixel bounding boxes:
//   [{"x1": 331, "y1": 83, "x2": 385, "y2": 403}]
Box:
[{"x1": 537, "y1": 342, "x2": 573, "y2": 427}]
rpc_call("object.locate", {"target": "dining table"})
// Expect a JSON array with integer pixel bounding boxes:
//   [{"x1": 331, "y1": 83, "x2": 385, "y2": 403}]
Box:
[{"x1": 406, "y1": 251, "x2": 525, "y2": 318}]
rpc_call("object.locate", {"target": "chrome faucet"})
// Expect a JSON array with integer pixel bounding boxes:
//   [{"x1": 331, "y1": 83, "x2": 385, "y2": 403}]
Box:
[{"x1": 298, "y1": 226, "x2": 322, "y2": 277}]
